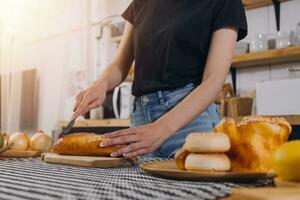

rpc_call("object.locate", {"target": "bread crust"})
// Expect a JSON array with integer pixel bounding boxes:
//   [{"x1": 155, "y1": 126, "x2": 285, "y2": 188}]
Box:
[
  {"x1": 214, "y1": 115, "x2": 292, "y2": 172},
  {"x1": 184, "y1": 133, "x2": 230, "y2": 153},
  {"x1": 185, "y1": 153, "x2": 231, "y2": 171},
  {"x1": 175, "y1": 149, "x2": 190, "y2": 170},
  {"x1": 54, "y1": 133, "x2": 121, "y2": 156}
]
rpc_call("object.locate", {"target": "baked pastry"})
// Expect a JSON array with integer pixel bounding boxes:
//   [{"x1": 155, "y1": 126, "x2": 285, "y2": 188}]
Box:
[
  {"x1": 54, "y1": 133, "x2": 122, "y2": 156},
  {"x1": 214, "y1": 115, "x2": 292, "y2": 172},
  {"x1": 184, "y1": 154, "x2": 231, "y2": 171},
  {"x1": 175, "y1": 149, "x2": 190, "y2": 170},
  {"x1": 175, "y1": 132, "x2": 231, "y2": 171},
  {"x1": 184, "y1": 133, "x2": 230, "y2": 153}
]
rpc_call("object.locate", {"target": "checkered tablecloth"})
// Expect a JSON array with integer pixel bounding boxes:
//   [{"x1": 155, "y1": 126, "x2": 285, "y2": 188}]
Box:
[{"x1": 0, "y1": 158, "x2": 273, "y2": 200}]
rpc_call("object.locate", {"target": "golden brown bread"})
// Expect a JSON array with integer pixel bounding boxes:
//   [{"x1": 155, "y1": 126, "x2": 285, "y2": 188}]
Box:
[
  {"x1": 214, "y1": 115, "x2": 292, "y2": 172},
  {"x1": 175, "y1": 133, "x2": 231, "y2": 171},
  {"x1": 175, "y1": 150, "x2": 231, "y2": 171},
  {"x1": 175, "y1": 149, "x2": 190, "y2": 170},
  {"x1": 184, "y1": 153, "x2": 231, "y2": 171},
  {"x1": 183, "y1": 132, "x2": 230, "y2": 153},
  {"x1": 54, "y1": 133, "x2": 122, "y2": 156}
]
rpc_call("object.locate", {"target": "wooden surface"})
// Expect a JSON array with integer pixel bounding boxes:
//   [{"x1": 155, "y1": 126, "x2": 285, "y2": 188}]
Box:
[
  {"x1": 222, "y1": 178, "x2": 300, "y2": 200},
  {"x1": 42, "y1": 153, "x2": 136, "y2": 168},
  {"x1": 274, "y1": 178, "x2": 300, "y2": 188},
  {"x1": 229, "y1": 188, "x2": 300, "y2": 200},
  {"x1": 225, "y1": 97, "x2": 253, "y2": 118},
  {"x1": 59, "y1": 119, "x2": 130, "y2": 128},
  {"x1": 234, "y1": 115, "x2": 300, "y2": 126},
  {"x1": 242, "y1": 0, "x2": 273, "y2": 10},
  {"x1": 140, "y1": 160, "x2": 276, "y2": 182},
  {"x1": 232, "y1": 46, "x2": 300, "y2": 68},
  {"x1": 0, "y1": 150, "x2": 41, "y2": 158}
]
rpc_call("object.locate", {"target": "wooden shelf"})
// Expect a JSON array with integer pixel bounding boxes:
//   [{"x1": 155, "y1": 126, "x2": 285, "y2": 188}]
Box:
[
  {"x1": 60, "y1": 119, "x2": 130, "y2": 128},
  {"x1": 242, "y1": 0, "x2": 273, "y2": 10},
  {"x1": 232, "y1": 46, "x2": 300, "y2": 69}
]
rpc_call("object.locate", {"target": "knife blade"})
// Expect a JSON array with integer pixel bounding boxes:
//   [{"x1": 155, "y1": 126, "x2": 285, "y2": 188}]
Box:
[{"x1": 59, "y1": 118, "x2": 75, "y2": 138}]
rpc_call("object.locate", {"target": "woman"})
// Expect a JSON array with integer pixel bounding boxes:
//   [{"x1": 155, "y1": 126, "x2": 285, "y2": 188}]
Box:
[{"x1": 72, "y1": 0, "x2": 247, "y2": 158}]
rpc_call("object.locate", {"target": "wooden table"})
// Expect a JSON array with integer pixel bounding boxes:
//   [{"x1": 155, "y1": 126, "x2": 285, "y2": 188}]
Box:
[{"x1": 222, "y1": 178, "x2": 300, "y2": 200}]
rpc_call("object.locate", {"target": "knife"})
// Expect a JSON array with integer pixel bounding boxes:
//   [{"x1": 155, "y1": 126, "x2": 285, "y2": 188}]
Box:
[{"x1": 59, "y1": 118, "x2": 76, "y2": 138}]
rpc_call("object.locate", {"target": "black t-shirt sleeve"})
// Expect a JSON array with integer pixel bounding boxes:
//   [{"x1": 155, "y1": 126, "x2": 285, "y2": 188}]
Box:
[
  {"x1": 121, "y1": 0, "x2": 139, "y2": 25},
  {"x1": 211, "y1": 0, "x2": 248, "y2": 41}
]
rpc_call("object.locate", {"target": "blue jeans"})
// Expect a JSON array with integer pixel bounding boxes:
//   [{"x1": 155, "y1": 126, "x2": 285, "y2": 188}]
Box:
[{"x1": 131, "y1": 83, "x2": 221, "y2": 158}]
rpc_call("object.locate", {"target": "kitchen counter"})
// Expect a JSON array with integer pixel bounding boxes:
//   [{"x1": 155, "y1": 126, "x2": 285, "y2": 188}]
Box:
[
  {"x1": 223, "y1": 178, "x2": 300, "y2": 200},
  {"x1": 59, "y1": 119, "x2": 130, "y2": 128},
  {"x1": 58, "y1": 116, "x2": 300, "y2": 140},
  {"x1": 0, "y1": 157, "x2": 276, "y2": 200},
  {"x1": 58, "y1": 119, "x2": 130, "y2": 135},
  {"x1": 60, "y1": 115, "x2": 300, "y2": 128}
]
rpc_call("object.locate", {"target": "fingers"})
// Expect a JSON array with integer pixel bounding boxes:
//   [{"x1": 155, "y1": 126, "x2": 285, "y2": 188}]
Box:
[
  {"x1": 88, "y1": 99, "x2": 101, "y2": 110},
  {"x1": 111, "y1": 142, "x2": 146, "y2": 157},
  {"x1": 100, "y1": 134, "x2": 139, "y2": 147},
  {"x1": 103, "y1": 128, "x2": 136, "y2": 139},
  {"x1": 73, "y1": 91, "x2": 85, "y2": 112},
  {"x1": 72, "y1": 93, "x2": 93, "y2": 120},
  {"x1": 124, "y1": 149, "x2": 148, "y2": 158}
]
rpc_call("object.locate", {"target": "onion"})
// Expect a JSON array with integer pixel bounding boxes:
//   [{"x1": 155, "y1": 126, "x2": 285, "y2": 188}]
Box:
[
  {"x1": 3, "y1": 133, "x2": 10, "y2": 146},
  {"x1": 8, "y1": 132, "x2": 30, "y2": 150},
  {"x1": 30, "y1": 130, "x2": 52, "y2": 151}
]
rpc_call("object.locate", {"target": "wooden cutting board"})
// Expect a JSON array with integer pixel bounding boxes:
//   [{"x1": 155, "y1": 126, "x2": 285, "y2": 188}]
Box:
[
  {"x1": 0, "y1": 150, "x2": 42, "y2": 158},
  {"x1": 42, "y1": 153, "x2": 137, "y2": 168},
  {"x1": 140, "y1": 160, "x2": 276, "y2": 182}
]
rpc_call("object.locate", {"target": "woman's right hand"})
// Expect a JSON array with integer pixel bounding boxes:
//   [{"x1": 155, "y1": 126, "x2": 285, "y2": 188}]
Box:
[{"x1": 72, "y1": 81, "x2": 107, "y2": 120}]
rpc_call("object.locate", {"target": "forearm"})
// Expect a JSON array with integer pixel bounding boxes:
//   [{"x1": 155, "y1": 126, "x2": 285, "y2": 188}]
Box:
[
  {"x1": 96, "y1": 61, "x2": 130, "y2": 92},
  {"x1": 155, "y1": 27, "x2": 238, "y2": 136},
  {"x1": 156, "y1": 78, "x2": 224, "y2": 135},
  {"x1": 94, "y1": 21, "x2": 134, "y2": 92}
]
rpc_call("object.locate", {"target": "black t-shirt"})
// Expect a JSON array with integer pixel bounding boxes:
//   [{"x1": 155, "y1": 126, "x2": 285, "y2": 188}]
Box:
[{"x1": 122, "y1": 0, "x2": 247, "y2": 96}]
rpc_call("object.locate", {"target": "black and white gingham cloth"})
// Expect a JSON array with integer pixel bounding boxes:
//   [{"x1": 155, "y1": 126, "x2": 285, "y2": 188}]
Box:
[{"x1": 0, "y1": 158, "x2": 273, "y2": 200}]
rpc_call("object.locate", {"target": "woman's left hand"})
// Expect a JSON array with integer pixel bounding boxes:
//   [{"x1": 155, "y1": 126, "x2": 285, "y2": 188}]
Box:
[{"x1": 100, "y1": 122, "x2": 172, "y2": 158}]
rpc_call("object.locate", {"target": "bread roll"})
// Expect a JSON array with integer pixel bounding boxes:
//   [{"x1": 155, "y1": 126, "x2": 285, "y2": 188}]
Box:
[
  {"x1": 54, "y1": 133, "x2": 121, "y2": 156},
  {"x1": 174, "y1": 149, "x2": 190, "y2": 170},
  {"x1": 184, "y1": 133, "x2": 230, "y2": 153},
  {"x1": 185, "y1": 153, "x2": 231, "y2": 171}
]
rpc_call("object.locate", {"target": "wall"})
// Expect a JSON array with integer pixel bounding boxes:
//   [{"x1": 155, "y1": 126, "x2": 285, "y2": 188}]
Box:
[
  {"x1": 0, "y1": 0, "x2": 131, "y2": 133},
  {"x1": 0, "y1": 0, "x2": 299, "y2": 133},
  {"x1": 238, "y1": 0, "x2": 300, "y2": 100},
  {"x1": 0, "y1": 0, "x2": 92, "y2": 133}
]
